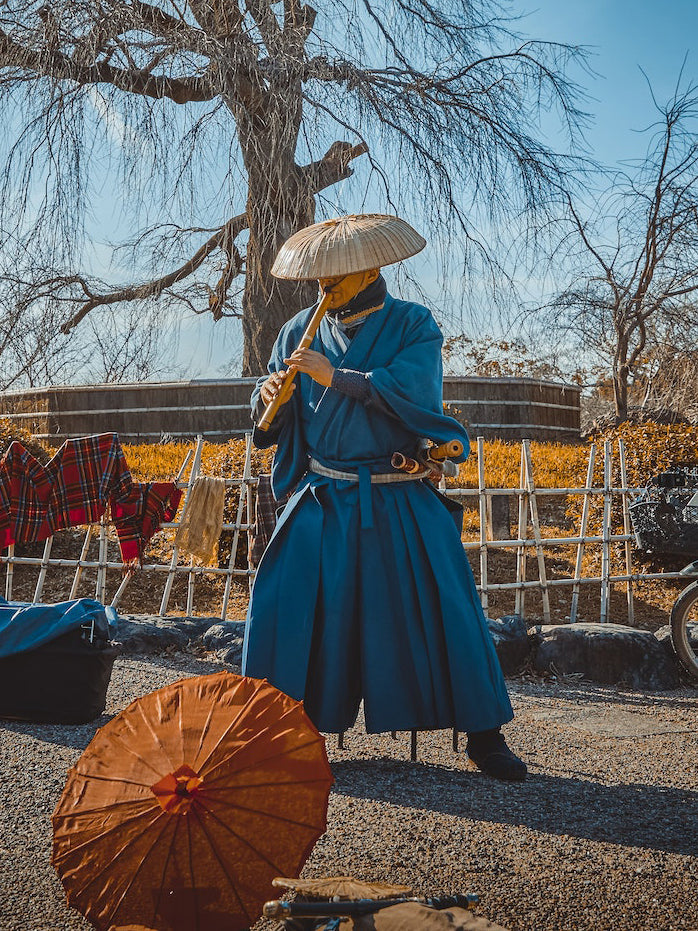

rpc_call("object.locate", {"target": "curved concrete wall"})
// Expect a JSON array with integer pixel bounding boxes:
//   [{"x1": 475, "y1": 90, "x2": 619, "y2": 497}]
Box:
[{"x1": 0, "y1": 375, "x2": 580, "y2": 443}]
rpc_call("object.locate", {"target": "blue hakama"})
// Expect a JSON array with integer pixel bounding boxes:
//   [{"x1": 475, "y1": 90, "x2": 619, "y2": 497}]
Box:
[{"x1": 242, "y1": 294, "x2": 513, "y2": 735}]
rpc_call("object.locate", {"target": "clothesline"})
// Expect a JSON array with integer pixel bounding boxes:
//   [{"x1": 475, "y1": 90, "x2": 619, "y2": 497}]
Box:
[{"x1": 0, "y1": 433, "x2": 181, "y2": 566}]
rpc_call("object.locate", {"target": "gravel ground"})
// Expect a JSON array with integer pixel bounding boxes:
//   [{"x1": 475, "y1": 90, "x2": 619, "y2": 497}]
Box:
[{"x1": 0, "y1": 654, "x2": 696, "y2": 931}]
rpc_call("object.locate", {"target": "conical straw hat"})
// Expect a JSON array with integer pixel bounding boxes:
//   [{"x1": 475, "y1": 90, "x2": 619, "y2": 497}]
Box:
[{"x1": 271, "y1": 214, "x2": 426, "y2": 280}]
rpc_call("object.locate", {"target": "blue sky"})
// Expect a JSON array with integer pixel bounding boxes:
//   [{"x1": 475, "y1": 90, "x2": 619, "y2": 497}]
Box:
[
  {"x1": 524, "y1": 0, "x2": 697, "y2": 165},
  {"x1": 82, "y1": 1, "x2": 698, "y2": 378}
]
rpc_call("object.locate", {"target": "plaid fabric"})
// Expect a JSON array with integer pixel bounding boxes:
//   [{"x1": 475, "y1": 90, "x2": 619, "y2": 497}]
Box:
[
  {"x1": 248, "y1": 474, "x2": 290, "y2": 567},
  {"x1": 0, "y1": 434, "x2": 182, "y2": 566}
]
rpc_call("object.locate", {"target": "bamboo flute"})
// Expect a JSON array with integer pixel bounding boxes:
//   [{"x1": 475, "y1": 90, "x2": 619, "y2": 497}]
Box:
[{"x1": 257, "y1": 290, "x2": 333, "y2": 431}]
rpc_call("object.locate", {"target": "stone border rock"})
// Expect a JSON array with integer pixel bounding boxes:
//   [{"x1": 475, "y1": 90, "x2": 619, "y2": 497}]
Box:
[
  {"x1": 109, "y1": 614, "x2": 245, "y2": 668},
  {"x1": 486, "y1": 615, "x2": 688, "y2": 690},
  {"x1": 110, "y1": 613, "x2": 690, "y2": 692}
]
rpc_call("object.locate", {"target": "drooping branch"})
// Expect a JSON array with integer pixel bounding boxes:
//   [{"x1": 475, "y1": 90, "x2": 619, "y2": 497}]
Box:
[
  {"x1": 59, "y1": 140, "x2": 367, "y2": 331},
  {"x1": 60, "y1": 213, "x2": 248, "y2": 332},
  {"x1": 0, "y1": 27, "x2": 216, "y2": 103}
]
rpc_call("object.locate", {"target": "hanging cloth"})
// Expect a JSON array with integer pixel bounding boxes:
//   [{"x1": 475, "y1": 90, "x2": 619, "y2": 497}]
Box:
[
  {"x1": 0, "y1": 434, "x2": 182, "y2": 566},
  {"x1": 174, "y1": 475, "x2": 227, "y2": 563}
]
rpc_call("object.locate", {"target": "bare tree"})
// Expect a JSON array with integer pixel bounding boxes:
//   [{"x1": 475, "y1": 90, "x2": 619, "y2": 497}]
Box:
[
  {"x1": 546, "y1": 77, "x2": 698, "y2": 423},
  {"x1": 0, "y1": 0, "x2": 587, "y2": 374},
  {"x1": 635, "y1": 315, "x2": 698, "y2": 422},
  {"x1": 0, "y1": 245, "x2": 182, "y2": 387},
  {"x1": 0, "y1": 244, "x2": 80, "y2": 389},
  {"x1": 79, "y1": 302, "x2": 183, "y2": 383},
  {"x1": 442, "y1": 333, "x2": 582, "y2": 383}
]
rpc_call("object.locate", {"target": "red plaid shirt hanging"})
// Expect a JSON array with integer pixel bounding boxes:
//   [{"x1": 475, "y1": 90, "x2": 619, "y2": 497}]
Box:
[{"x1": 0, "y1": 434, "x2": 182, "y2": 567}]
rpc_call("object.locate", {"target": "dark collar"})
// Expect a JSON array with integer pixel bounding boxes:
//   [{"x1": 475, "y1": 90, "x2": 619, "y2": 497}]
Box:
[{"x1": 329, "y1": 274, "x2": 387, "y2": 326}]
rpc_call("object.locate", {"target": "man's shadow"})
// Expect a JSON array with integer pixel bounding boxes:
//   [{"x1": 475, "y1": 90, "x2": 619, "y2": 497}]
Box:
[
  {"x1": 330, "y1": 759, "x2": 698, "y2": 857},
  {"x1": 0, "y1": 713, "x2": 115, "y2": 750}
]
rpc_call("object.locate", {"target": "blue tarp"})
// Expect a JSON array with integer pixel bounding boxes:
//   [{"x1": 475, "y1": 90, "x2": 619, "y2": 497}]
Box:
[{"x1": 0, "y1": 598, "x2": 111, "y2": 658}]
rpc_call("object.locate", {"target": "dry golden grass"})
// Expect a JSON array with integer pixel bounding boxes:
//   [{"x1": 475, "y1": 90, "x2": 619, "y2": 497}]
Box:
[
  {"x1": 123, "y1": 440, "x2": 274, "y2": 482},
  {"x1": 3, "y1": 425, "x2": 697, "y2": 625},
  {"x1": 450, "y1": 437, "x2": 589, "y2": 490}
]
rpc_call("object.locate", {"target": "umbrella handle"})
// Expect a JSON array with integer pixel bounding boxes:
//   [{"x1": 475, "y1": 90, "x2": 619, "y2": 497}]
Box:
[{"x1": 264, "y1": 893, "x2": 479, "y2": 919}]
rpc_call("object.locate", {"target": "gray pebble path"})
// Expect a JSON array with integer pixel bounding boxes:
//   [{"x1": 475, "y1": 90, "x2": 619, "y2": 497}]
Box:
[{"x1": 1, "y1": 654, "x2": 696, "y2": 931}]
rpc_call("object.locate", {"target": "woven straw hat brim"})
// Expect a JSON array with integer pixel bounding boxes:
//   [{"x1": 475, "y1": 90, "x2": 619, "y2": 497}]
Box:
[{"x1": 271, "y1": 214, "x2": 426, "y2": 280}]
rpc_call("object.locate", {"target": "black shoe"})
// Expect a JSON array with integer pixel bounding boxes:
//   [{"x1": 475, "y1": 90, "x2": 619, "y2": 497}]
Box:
[{"x1": 466, "y1": 730, "x2": 527, "y2": 781}]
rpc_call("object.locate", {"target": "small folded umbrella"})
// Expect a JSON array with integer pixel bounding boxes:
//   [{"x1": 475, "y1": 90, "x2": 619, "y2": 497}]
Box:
[
  {"x1": 52, "y1": 672, "x2": 333, "y2": 931},
  {"x1": 272, "y1": 876, "x2": 413, "y2": 899}
]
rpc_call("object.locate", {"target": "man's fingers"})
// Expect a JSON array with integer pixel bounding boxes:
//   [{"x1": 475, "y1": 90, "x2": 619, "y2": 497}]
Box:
[{"x1": 260, "y1": 374, "x2": 295, "y2": 406}]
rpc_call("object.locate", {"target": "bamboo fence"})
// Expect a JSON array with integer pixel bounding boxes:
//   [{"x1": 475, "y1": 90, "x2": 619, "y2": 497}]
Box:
[{"x1": 0, "y1": 434, "x2": 689, "y2": 621}]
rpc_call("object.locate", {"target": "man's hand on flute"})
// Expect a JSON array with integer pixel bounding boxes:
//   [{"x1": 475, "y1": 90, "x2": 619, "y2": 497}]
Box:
[
  {"x1": 284, "y1": 348, "x2": 335, "y2": 387},
  {"x1": 260, "y1": 370, "x2": 296, "y2": 406}
]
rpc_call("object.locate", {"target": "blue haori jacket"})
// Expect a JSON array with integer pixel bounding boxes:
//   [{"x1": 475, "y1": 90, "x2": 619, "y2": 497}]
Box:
[{"x1": 242, "y1": 292, "x2": 513, "y2": 735}]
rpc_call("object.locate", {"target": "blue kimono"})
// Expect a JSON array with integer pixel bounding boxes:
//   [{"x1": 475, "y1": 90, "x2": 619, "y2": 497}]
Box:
[{"x1": 242, "y1": 293, "x2": 513, "y2": 735}]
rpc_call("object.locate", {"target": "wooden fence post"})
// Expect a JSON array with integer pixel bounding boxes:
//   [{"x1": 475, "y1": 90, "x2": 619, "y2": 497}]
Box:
[
  {"x1": 477, "y1": 436, "x2": 488, "y2": 614},
  {"x1": 570, "y1": 443, "x2": 596, "y2": 623},
  {"x1": 618, "y1": 438, "x2": 635, "y2": 625},
  {"x1": 160, "y1": 436, "x2": 203, "y2": 617},
  {"x1": 600, "y1": 440, "x2": 613, "y2": 622},
  {"x1": 523, "y1": 440, "x2": 551, "y2": 624},
  {"x1": 33, "y1": 536, "x2": 53, "y2": 603},
  {"x1": 220, "y1": 433, "x2": 253, "y2": 620},
  {"x1": 486, "y1": 495, "x2": 511, "y2": 541},
  {"x1": 515, "y1": 443, "x2": 528, "y2": 618}
]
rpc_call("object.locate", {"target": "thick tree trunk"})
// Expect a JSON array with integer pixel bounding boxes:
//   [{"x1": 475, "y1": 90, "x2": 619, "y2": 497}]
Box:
[
  {"x1": 613, "y1": 362, "x2": 629, "y2": 424},
  {"x1": 232, "y1": 74, "x2": 316, "y2": 374},
  {"x1": 231, "y1": 89, "x2": 366, "y2": 373},
  {"x1": 241, "y1": 161, "x2": 317, "y2": 373},
  {"x1": 612, "y1": 324, "x2": 635, "y2": 423}
]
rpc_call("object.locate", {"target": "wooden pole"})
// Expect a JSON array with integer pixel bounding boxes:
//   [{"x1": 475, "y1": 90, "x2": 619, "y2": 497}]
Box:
[
  {"x1": 160, "y1": 437, "x2": 203, "y2": 617},
  {"x1": 618, "y1": 438, "x2": 635, "y2": 625},
  {"x1": 570, "y1": 443, "x2": 596, "y2": 623},
  {"x1": 523, "y1": 440, "x2": 550, "y2": 623},
  {"x1": 95, "y1": 514, "x2": 108, "y2": 604},
  {"x1": 4, "y1": 544, "x2": 14, "y2": 601},
  {"x1": 33, "y1": 536, "x2": 53, "y2": 603},
  {"x1": 600, "y1": 440, "x2": 612, "y2": 623},
  {"x1": 220, "y1": 433, "x2": 253, "y2": 620},
  {"x1": 477, "y1": 436, "x2": 488, "y2": 614},
  {"x1": 70, "y1": 525, "x2": 93, "y2": 600},
  {"x1": 515, "y1": 443, "x2": 528, "y2": 618}
]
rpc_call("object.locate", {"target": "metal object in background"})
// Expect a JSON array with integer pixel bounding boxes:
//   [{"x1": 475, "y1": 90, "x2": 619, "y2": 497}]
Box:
[
  {"x1": 629, "y1": 468, "x2": 698, "y2": 556},
  {"x1": 670, "y1": 560, "x2": 698, "y2": 678}
]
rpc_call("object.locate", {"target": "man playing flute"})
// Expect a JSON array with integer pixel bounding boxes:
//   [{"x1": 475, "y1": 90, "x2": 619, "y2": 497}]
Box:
[{"x1": 243, "y1": 214, "x2": 526, "y2": 781}]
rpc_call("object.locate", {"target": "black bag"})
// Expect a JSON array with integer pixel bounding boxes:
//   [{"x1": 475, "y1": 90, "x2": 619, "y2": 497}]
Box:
[
  {"x1": 0, "y1": 625, "x2": 119, "y2": 724},
  {"x1": 629, "y1": 468, "x2": 698, "y2": 556}
]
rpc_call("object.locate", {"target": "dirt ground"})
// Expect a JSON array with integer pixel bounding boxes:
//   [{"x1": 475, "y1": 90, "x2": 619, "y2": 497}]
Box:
[{"x1": 1, "y1": 654, "x2": 696, "y2": 931}]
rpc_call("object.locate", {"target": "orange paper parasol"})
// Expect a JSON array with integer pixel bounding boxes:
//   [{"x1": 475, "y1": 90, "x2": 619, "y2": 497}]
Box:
[{"x1": 52, "y1": 672, "x2": 333, "y2": 931}]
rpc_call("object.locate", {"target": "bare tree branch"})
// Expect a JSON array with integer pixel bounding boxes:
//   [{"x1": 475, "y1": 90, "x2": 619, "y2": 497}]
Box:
[
  {"x1": 544, "y1": 78, "x2": 698, "y2": 422},
  {"x1": 56, "y1": 140, "x2": 367, "y2": 330},
  {"x1": 0, "y1": 0, "x2": 589, "y2": 376}
]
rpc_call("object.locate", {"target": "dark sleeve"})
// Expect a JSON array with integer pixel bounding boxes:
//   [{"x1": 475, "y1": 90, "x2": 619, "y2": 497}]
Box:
[{"x1": 331, "y1": 368, "x2": 371, "y2": 402}]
